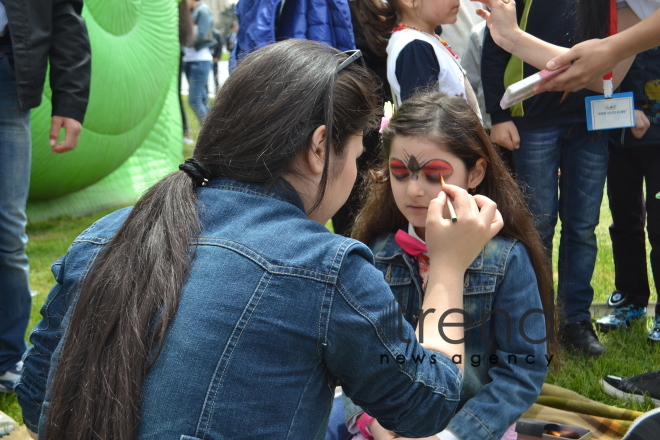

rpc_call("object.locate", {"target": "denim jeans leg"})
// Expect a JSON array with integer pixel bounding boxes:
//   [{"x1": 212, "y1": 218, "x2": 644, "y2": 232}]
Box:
[
  {"x1": 0, "y1": 44, "x2": 31, "y2": 371},
  {"x1": 557, "y1": 126, "x2": 608, "y2": 324},
  {"x1": 514, "y1": 126, "x2": 563, "y2": 256},
  {"x1": 184, "y1": 60, "x2": 212, "y2": 124}
]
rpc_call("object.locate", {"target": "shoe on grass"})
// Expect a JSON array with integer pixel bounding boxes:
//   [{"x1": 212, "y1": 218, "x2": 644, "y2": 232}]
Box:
[
  {"x1": 559, "y1": 320, "x2": 606, "y2": 358},
  {"x1": 0, "y1": 361, "x2": 23, "y2": 394},
  {"x1": 595, "y1": 304, "x2": 647, "y2": 333},
  {"x1": 608, "y1": 290, "x2": 629, "y2": 307},
  {"x1": 622, "y1": 406, "x2": 660, "y2": 440},
  {"x1": 648, "y1": 316, "x2": 660, "y2": 343},
  {"x1": 601, "y1": 370, "x2": 660, "y2": 407}
]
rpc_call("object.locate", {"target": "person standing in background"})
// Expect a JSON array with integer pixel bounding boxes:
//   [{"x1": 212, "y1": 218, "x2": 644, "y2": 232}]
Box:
[
  {"x1": 211, "y1": 28, "x2": 223, "y2": 92},
  {"x1": 225, "y1": 21, "x2": 238, "y2": 55},
  {"x1": 182, "y1": 0, "x2": 214, "y2": 124},
  {"x1": 0, "y1": 0, "x2": 90, "y2": 394}
]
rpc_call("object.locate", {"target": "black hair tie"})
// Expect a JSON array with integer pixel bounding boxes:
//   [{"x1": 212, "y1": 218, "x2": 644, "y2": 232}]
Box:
[{"x1": 179, "y1": 158, "x2": 211, "y2": 187}]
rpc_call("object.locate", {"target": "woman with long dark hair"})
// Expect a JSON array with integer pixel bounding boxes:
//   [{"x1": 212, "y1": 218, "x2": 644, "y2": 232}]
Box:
[{"x1": 15, "y1": 40, "x2": 502, "y2": 440}]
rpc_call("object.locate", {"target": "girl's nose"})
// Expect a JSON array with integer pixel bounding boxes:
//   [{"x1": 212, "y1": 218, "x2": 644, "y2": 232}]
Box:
[{"x1": 407, "y1": 176, "x2": 424, "y2": 197}]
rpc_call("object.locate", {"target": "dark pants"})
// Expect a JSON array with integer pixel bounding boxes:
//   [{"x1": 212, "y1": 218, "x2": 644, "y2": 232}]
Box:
[{"x1": 607, "y1": 142, "x2": 660, "y2": 315}]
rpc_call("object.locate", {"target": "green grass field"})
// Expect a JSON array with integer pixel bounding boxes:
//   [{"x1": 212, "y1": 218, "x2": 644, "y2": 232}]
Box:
[{"x1": 2, "y1": 101, "x2": 658, "y2": 424}]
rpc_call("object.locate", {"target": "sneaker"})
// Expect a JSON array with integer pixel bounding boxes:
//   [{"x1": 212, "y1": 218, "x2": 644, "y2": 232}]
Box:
[
  {"x1": 596, "y1": 304, "x2": 647, "y2": 333},
  {"x1": 601, "y1": 370, "x2": 660, "y2": 407},
  {"x1": 0, "y1": 361, "x2": 23, "y2": 394},
  {"x1": 648, "y1": 316, "x2": 660, "y2": 343},
  {"x1": 608, "y1": 290, "x2": 629, "y2": 307},
  {"x1": 559, "y1": 320, "x2": 606, "y2": 358},
  {"x1": 623, "y1": 406, "x2": 660, "y2": 439}
]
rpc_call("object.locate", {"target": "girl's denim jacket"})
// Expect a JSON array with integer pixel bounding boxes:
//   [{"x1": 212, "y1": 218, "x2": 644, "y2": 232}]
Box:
[
  {"x1": 344, "y1": 232, "x2": 549, "y2": 440},
  {"x1": 16, "y1": 178, "x2": 465, "y2": 440}
]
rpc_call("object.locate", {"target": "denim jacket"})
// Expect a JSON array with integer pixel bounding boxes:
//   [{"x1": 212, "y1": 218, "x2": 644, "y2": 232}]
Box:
[
  {"x1": 344, "y1": 232, "x2": 548, "y2": 440},
  {"x1": 16, "y1": 178, "x2": 464, "y2": 440}
]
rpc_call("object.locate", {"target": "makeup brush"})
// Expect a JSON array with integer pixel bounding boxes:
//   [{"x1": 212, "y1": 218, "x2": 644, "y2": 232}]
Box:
[{"x1": 439, "y1": 176, "x2": 457, "y2": 222}]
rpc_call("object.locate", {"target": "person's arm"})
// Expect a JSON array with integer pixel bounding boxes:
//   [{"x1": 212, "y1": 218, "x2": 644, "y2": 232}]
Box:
[
  {"x1": 481, "y1": 5, "x2": 521, "y2": 150},
  {"x1": 540, "y1": 8, "x2": 660, "y2": 92},
  {"x1": 395, "y1": 40, "x2": 441, "y2": 101},
  {"x1": 445, "y1": 242, "x2": 548, "y2": 440},
  {"x1": 472, "y1": 0, "x2": 636, "y2": 93},
  {"x1": 49, "y1": 0, "x2": 91, "y2": 153},
  {"x1": 14, "y1": 255, "x2": 71, "y2": 434}
]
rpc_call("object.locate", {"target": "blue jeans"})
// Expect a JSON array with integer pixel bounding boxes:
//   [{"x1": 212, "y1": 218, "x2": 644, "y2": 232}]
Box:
[
  {"x1": 184, "y1": 60, "x2": 212, "y2": 124},
  {"x1": 0, "y1": 43, "x2": 31, "y2": 371},
  {"x1": 514, "y1": 124, "x2": 608, "y2": 325}
]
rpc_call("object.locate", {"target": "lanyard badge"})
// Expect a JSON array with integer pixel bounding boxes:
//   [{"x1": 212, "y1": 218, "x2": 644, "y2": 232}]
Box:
[{"x1": 585, "y1": 0, "x2": 635, "y2": 131}]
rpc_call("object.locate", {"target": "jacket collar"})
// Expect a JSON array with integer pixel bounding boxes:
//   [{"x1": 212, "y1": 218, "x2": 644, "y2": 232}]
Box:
[
  {"x1": 373, "y1": 230, "x2": 485, "y2": 270},
  {"x1": 205, "y1": 176, "x2": 306, "y2": 213}
]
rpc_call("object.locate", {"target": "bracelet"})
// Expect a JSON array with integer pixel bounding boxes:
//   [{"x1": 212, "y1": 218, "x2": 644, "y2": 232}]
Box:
[{"x1": 356, "y1": 413, "x2": 375, "y2": 440}]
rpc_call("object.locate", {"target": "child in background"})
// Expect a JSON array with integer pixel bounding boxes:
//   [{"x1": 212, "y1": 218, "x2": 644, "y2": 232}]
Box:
[
  {"x1": 345, "y1": 93, "x2": 552, "y2": 440},
  {"x1": 595, "y1": 47, "x2": 658, "y2": 339},
  {"x1": 352, "y1": 0, "x2": 480, "y2": 117}
]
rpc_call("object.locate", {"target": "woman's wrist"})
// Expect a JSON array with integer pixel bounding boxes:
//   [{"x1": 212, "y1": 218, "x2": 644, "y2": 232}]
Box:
[{"x1": 505, "y1": 29, "x2": 528, "y2": 58}]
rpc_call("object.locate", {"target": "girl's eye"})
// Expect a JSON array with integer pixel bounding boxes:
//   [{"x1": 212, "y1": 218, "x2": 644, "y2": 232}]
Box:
[
  {"x1": 422, "y1": 161, "x2": 452, "y2": 184},
  {"x1": 389, "y1": 160, "x2": 409, "y2": 180},
  {"x1": 422, "y1": 160, "x2": 453, "y2": 176}
]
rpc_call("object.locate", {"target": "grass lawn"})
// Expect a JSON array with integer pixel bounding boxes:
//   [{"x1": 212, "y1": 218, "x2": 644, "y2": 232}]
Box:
[{"x1": 2, "y1": 101, "x2": 659, "y2": 424}]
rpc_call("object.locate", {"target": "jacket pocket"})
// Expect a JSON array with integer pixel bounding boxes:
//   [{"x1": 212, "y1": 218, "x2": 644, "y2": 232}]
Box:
[{"x1": 462, "y1": 271, "x2": 497, "y2": 331}]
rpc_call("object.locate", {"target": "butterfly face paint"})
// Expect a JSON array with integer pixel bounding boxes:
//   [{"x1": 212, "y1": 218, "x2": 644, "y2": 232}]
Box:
[{"x1": 389, "y1": 153, "x2": 453, "y2": 183}]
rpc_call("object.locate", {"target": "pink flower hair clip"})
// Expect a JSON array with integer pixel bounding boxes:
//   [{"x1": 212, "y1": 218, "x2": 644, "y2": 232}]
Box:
[{"x1": 379, "y1": 102, "x2": 394, "y2": 133}]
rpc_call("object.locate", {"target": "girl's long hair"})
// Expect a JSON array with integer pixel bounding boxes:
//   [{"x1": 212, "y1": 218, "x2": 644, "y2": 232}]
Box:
[
  {"x1": 576, "y1": 0, "x2": 610, "y2": 41},
  {"x1": 352, "y1": 92, "x2": 555, "y2": 343},
  {"x1": 352, "y1": 0, "x2": 401, "y2": 57},
  {"x1": 45, "y1": 39, "x2": 379, "y2": 440}
]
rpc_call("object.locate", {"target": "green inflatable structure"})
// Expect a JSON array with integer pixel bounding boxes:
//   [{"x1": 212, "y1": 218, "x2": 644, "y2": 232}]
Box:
[{"x1": 26, "y1": 0, "x2": 182, "y2": 221}]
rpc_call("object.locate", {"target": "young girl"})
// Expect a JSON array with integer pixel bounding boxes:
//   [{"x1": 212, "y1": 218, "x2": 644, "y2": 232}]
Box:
[
  {"x1": 353, "y1": 0, "x2": 481, "y2": 116},
  {"x1": 345, "y1": 92, "x2": 554, "y2": 440}
]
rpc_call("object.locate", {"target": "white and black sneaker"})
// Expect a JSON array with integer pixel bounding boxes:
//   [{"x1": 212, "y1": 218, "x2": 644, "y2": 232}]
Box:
[
  {"x1": 0, "y1": 361, "x2": 23, "y2": 394},
  {"x1": 601, "y1": 370, "x2": 660, "y2": 407},
  {"x1": 608, "y1": 290, "x2": 629, "y2": 307}
]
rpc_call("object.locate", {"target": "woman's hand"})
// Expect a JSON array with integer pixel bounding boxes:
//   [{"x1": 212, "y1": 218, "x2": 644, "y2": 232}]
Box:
[
  {"x1": 368, "y1": 419, "x2": 437, "y2": 440},
  {"x1": 368, "y1": 419, "x2": 399, "y2": 440},
  {"x1": 425, "y1": 185, "x2": 503, "y2": 274},
  {"x1": 534, "y1": 39, "x2": 616, "y2": 93},
  {"x1": 631, "y1": 109, "x2": 650, "y2": 139},
  {"x1": 472, "y1": 0, "x2": 522, "y2": 53}
]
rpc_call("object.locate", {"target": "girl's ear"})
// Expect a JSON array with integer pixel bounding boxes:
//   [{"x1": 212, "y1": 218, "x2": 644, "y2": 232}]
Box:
[
  {"x1": 306, "y1": 125, "x2": 327, "y2": 176},
  {"x1": 468, "y1": 158, "x2": 487, "y2": 189},
  {"x1": 399, "y1": 0, "x2": 416, "y2": 10}
]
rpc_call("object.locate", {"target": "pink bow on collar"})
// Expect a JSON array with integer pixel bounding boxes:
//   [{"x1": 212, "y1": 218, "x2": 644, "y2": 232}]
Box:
[{"x1": 394, "y1": 229, "x2": 427, "y2": 256}]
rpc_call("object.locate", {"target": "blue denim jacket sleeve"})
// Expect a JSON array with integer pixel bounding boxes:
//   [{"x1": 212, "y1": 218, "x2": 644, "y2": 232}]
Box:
[
  {"x1": 15, "y1": 234, "x2": 107, "y2": 433},
  {"x1": 15, "y1": 255, "x2": 69, "y2": 432},
  {"x1": 324, "y1": 244, "x2": 463, "y2": 438},
  {"x1": 446, "y1": 242, "x2": 548, "y2": 440}
]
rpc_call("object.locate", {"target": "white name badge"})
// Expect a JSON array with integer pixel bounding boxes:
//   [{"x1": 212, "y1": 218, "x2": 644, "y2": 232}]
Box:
[{"x1": 585, "y1": 92, "x2": 635, "y2": 131}]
